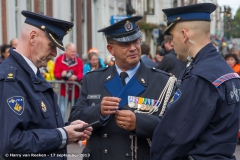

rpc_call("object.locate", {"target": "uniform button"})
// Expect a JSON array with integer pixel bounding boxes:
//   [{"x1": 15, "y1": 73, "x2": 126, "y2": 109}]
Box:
[
  {"x1": 103, "y1": 134, "x2": 107, "y2": 138},
  {"x1": 103, "y1": 149, "x2": 108, "y2": 154},
  {"x1": 56, "y1": 112, "x2": 58, "y2": 116},
  {"x1": 125, "y1": 153, "x2": 130, "y2": 157}
]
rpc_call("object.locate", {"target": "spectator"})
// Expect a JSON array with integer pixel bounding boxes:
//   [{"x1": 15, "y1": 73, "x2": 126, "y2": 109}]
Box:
[
  {"x1": 220, "y1": 41, "x2": 228, "y2": 57},
  {"x1": 0, "y1": 44, "x2": 11, "y2": 64},
  {"x1": 40, "y1": 57, "x2": 55, "y2": 80},
  {"x1": 10, "y1": 38, "x2": 19, "y2": 48},
  {"x1": 225, "y1": 53, "x2": 240, "y2": 74},
  {"x1": 140, "y1": 43, "x2": 156, "y2": 67},
  {"x1": 0, "y1": 10, "x2": 92, "y2": 158},
  {"x1": 156, "y1": 35, "x2": 187, "y2": 78},
  {"x1": 230, "y1": 46, "x2": 240, "y2": 59},
  {"x1": 83, "y1": 48, "x2": 106, "y2": 75},
  {"x1": 54, "y1": 42, "x2": 83, "y2": 121}
]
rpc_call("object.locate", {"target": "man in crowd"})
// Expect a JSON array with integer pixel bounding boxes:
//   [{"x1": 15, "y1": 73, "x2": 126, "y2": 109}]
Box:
[
  {"x1": 10, "y1": 38, "x2": 19, "y2": 48},
  {"x1": 140, "y1": 43, "x2": 156, "y2": 67},
  {"x1": 0, "y1": 10, "x2": 92, "y2": 158},
  {"x1": 151, "y1": 3, "x2": 240, "y2": 160},
  {"x1": 69, "y1": 16, "x2": 176, "y2": 160},
  {"x1": 54, "y1": 42, "x2": 83, "y2": 121},
  {"x1": 157, "y1": 35, "x2": 187, "y2": 78}
]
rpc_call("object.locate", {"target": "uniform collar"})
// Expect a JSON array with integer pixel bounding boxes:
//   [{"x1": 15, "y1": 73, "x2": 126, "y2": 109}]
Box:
[
  {"x1": 115, "y1": 62, "x2": 140, "y2": 84},
  {"x1": 15, "y1": 49, "x2": 38, "y2": 75},
  {"x1": 192, "y1": 43, "x2": 216, "y2": 65}
]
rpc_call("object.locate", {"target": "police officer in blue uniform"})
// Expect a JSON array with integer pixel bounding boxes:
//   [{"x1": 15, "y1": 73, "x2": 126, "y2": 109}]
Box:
[
  {"x1": 69, "y1": 16, "x2": 176, "y2": 160},
  {"x1": 151, "y1": 3, "x2": 240, "y2": 160},
  {"x1": 0, "y1": 11, "x2": 92, "y2": 159}
]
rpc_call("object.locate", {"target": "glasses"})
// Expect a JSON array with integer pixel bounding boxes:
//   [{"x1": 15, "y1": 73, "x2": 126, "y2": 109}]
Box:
[{"x1": 109, "y1": 39, "x2": 142, "y2": 48}]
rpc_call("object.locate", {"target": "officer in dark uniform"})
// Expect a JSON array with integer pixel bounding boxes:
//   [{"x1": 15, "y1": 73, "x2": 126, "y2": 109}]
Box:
[
  {"x1": 156, "y1": 35, "x2": 187, "y2": 78},
  {"x1": 0, "y1": 11, "x2": 92, "y2": 159},
  {"x1": 151, "y1": 3, "x2": 240, "y2": 160},
  {"x1": 69, "y1": 16, "x2": 176, "y2": 160}
]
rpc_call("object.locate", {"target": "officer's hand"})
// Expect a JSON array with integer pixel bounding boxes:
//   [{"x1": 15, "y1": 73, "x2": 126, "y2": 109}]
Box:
[
  {"x1": 64, "y1": 122, "x2": 92, "y2": 144},
  {"x1": 100, "y1": 97, "x2": 121, "y2": 117},
  {"x1": 69, "y1": 75, "x2": 77, "y2": 81},
  {"x1": 61, "y1": 70, "x2": 67, "y2": 77},
  {"x1": 115, "y1": 110, "x2": 136, "y2": 131}
]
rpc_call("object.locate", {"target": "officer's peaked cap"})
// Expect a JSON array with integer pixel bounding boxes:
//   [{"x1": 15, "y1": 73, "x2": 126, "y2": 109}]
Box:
[
  {"x1": 162, "y1": 3, "x2": 216, "y2": 35},
  {"x1": 21, "y1": 10, "x2": 74, "y2": 51},
  {"x1": 98, "y1": 16, "x2": 142, "y2": 42}
]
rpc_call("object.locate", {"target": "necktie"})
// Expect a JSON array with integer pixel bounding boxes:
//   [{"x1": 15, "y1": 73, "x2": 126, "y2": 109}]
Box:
[
  {"x1": 37, "y1": 69, "x2": 44, "y2": 80},
  {"x1": 120, "y1": 72, "x2": 128, "y2": 86}
]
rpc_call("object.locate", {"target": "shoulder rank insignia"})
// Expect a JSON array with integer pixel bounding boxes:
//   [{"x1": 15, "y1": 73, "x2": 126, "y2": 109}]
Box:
[
  {"x1": 5, "y1": 68, "x2": 16, "y2": 82},
  {"x1": 41, "y1": 101, "x2": 47, "y2": 112},
  {"x1": 7, "y1": 96, "x2": 24, "y2": 115}
]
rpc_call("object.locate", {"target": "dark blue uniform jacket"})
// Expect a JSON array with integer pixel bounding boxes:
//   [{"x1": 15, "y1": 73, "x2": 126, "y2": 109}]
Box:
[
  {"x1": 69, "y1": 62, "x2": 172, "y2": 160},
  {"x1": 151, "y1": 43, "x2": 240, "y2": 160},
  {"x1": 0, "y1": 49, "x2": 67, "y2": 159}
]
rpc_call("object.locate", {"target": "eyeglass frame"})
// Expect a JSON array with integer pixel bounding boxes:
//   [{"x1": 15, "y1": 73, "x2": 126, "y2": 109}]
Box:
[{"x1": 108, "y1": 38, "x2": 142, "y2": 48}]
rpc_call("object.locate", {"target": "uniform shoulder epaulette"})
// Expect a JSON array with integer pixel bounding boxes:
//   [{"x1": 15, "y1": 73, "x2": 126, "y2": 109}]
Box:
[
  {"x1": 85, "y1": 66, "x2": 110, "y2": 75},
  {"x1": 4, "y1": 67, "x2": 16, "y2": 82},
  {"x1": 151, "y1": 67, "x2": 171, "y2": 76}
]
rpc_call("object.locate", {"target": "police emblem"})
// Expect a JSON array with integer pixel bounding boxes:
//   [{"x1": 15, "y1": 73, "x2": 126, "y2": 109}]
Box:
[
  {"x1": 124, "y1": 20, "x2": 133, "y2": 31},
  {"x1": 168, "y1": 89, "x2": 182, "y2": 106},
  {"x1": 41, "y1": 101, "x2": 47, "y2": 112},
  {"x1": 7, "y1": 96, "x2": 24, "y2": 115}
]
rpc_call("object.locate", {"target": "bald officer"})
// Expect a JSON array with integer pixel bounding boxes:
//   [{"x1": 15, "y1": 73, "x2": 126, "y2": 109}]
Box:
[
  {"x1": 151, "y1": 3, "x2": 240, "y2": 160},
  {"x1": 0, "y1": 11, "x2": 92, "y2": 159}
]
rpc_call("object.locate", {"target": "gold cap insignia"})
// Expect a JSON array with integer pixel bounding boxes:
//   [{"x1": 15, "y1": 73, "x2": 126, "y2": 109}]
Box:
[
  {"x1": 41, "y1": 25, "x2": 46, "y2": 29},
  {"x1": 41, "y1": 101, "x2": 47, "y2": 112}
]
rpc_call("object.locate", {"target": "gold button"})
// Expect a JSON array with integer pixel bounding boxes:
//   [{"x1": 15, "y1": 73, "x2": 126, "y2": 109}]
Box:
[
  {"x1": 103, "y1": 149, "x2": 108, "y2": 154},
  {"x1": 103, "y1": 134, "x2": 107, "y2": 138},
  {"x1": 126, "y1": 153, "x2": 130, "y2": 157}
]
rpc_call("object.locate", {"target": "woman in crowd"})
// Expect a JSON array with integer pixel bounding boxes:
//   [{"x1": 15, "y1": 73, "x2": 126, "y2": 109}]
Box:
[
  {"x1": 225, "y1": 53, "x2": 240, "y2": 74},
  {"x1": 83, "y1": 48, "x2": 105, "y2": 75},
  {"x1": 0, "y1": 44, "x2": 11, "y2": 64}
]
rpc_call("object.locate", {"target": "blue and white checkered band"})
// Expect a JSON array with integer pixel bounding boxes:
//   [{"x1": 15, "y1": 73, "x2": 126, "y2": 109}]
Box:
[
  {"x1": 7, "y1": 96, "x2": 25, "y2": 115},
  {"x1": 124, "y1": 21, "x2": 133, "y2": 31}
]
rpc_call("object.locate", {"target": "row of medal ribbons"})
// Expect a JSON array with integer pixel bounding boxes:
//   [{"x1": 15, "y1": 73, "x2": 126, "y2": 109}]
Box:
[{"x1": 128, "y1": 96, "x2": 160, "y2": 111}]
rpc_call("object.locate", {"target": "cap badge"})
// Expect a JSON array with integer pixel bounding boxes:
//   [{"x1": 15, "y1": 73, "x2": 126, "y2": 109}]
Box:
[{"x1": 124, "y1": 20, "x2": 133, "y2": 31}]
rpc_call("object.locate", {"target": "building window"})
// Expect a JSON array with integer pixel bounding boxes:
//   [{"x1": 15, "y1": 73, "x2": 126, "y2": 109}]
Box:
[
  {"x1": 173, "y1": 0, "x2": 178, "y2": 7},
  {"x1": 26, "y1": 0, "x2": 32, "y2": 11},
  {"x1": 39, "y1": 0, "x2": 45, "y2": 14},
  {"x1": 146, "y1": 0, "x2": 154, "y2": 15}
]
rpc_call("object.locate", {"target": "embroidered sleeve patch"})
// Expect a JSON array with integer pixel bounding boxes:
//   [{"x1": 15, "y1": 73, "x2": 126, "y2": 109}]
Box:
[
  {"x1": 168, "y1": 89, "x2": 182, "y2": 106},
  {"x1": 7, "y1": 96, "x2": 24, "y2": 115}
]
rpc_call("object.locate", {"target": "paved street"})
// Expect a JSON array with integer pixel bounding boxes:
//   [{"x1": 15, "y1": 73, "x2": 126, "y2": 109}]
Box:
[{"x1": 67, "y1": 143, "x2": 240, "y2": 159}]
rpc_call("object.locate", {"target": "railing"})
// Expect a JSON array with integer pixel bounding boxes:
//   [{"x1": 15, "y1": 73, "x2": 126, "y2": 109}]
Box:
[{"x1": 48, "y1": 80, "x2": 82, "y2": 121}]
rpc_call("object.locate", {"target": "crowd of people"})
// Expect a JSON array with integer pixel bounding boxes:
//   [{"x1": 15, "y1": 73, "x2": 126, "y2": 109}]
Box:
[{"x1": 0, "y1": 3, "x2": 240, "y2": 160}]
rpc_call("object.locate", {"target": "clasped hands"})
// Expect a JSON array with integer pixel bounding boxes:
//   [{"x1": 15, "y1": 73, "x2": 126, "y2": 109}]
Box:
[{"x1": 100, "y1": 97, "x2": 136, "y2": 131}]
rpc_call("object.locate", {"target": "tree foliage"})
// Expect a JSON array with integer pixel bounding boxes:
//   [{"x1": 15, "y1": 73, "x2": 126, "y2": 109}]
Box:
[{"x1": 230, "y1": 7, "x2": 240, "y2": 38}]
